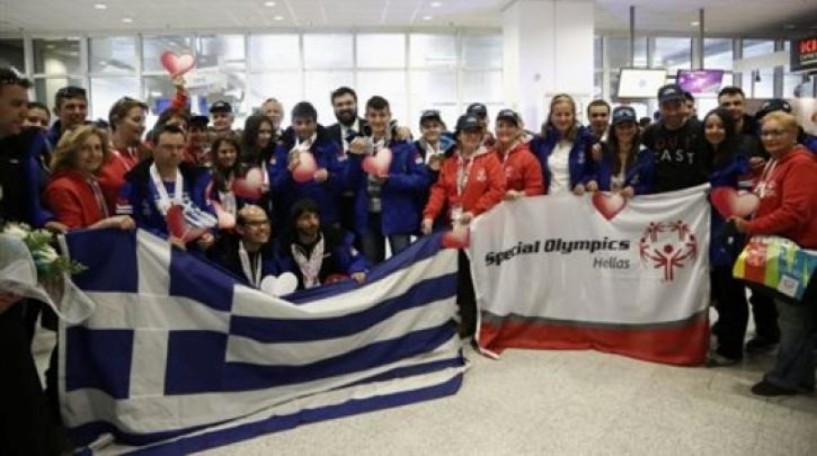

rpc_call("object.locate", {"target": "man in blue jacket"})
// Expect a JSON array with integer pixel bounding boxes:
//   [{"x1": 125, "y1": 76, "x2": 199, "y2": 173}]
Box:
[
  {"x1": 270, "y1": 101, "x2": 350, "y2": 229},
  {"x1": 347, "y1": 96, "x2": 432, "y2": 264},
  {"x1": 46, "y1": 85, "x2": 88, "y2": 149}
]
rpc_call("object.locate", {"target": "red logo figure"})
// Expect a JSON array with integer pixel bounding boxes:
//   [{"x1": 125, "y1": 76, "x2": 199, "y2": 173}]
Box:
[{"x1": 639, "y1": 221, "x2": 698, "y2": 282}]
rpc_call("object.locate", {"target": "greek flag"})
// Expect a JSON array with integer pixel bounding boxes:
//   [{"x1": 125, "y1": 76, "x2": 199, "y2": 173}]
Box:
[{"x1": 59, "y1": 229, "x2": 463, "y2": 455}]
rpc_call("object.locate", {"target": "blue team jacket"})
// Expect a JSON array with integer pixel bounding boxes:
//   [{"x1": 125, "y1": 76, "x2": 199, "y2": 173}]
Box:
[{"x1": 529, "y1": 125, "x2": 596, "y2": 192}]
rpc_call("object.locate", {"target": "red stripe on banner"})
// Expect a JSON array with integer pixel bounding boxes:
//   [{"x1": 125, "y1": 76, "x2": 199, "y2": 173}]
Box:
[{"x1": 478, "y1": 314, "x2": 709, "y2": 366}]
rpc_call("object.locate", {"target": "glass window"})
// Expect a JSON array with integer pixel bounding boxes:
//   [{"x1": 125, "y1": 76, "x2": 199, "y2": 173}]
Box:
[
  {"x1": 304, "y1": 71, "x2": 354, "y2": 123},
  {"x1": 34, "y1": 77, "x2": 85, "y2": 110},
  {"x1": 247, "y1": 72, "x2": 303, "y2": 123},
  {"x1": 409, "y1": 34, "x2": 457, "y2": 68},
  {"x1": 198, "y1": 35, "x2": 246, "y2": 71},
  {"x1": 608, "y1": 36, "x2": 648, "y2": 69},
  {"x1": 703, "y1": 39, "x2": 733, "y2": 71},
  {"x1": 303, "y1": 34, "x2": 353, "y2": 69},
  {"x1": 743, "y1": 40, "x2": 774, "y2": 59},
  {"x1": 462, "y1": 70, "x2": 503, "y2": 104},
  {"x1": 33, "y1": 39, "x2": 82, "y2": 75},
  {"x1": 142, "y1": 35, "x2": 195, "y2": 73},
  {"x1": 249, "y1": 34, "x2": 300, "y2": 70},
  {"x1": 743, "y1": 69, "x2": 774, "y2": 99},
  {"x1": 409, "y1": 70, "x2": 457, "y2": 130},
  {"x1": 0, "y1": 39, "x2": 25, "y2": 73},
  {"x1": 462, "y1": 35, "x2": 502, "y2": 69},
  {"x1": 357, "y1": 71, "x2": 408, "y2": 125},
  {"x1": 89, "y1": 77, "x2": 140, "y2": 122},
  {"x1": 652, "y1": 38, "x2": 691, "y2": 72},
  {"x1": 90, "y1": 37, "x2": 138, "y2": 75},
  {"x1": 357, "y1": 34, "x2": 405, "y2": 69}
]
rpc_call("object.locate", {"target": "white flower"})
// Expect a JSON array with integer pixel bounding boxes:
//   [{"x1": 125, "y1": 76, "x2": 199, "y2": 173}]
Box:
[
  {"x1": 3, "y1": 223, "x2": 30, "y2": 240},
  {"x1": 33, "y1": 246, "x2": 59, "y2": 264}
]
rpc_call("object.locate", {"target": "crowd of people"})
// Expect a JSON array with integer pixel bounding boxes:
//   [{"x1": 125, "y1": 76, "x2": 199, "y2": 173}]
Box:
[{"x1": 2, "y1": 64, "x2": 817, "y2": 454}]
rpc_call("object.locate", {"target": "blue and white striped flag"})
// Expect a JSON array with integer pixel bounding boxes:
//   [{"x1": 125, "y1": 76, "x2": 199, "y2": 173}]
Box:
[{"x1": 59, "y1": 229, "x2": 464, "y2": 455}]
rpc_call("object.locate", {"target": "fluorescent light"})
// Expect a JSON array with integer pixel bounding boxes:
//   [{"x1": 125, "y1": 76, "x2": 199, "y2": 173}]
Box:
[
  {"x1": 690, "y1": 21, "x2": 700, "y2": 27},
  {"x1": 422, "y1": 15, "x2": 432, "y2": 21},
  {"x1": 94, "y1": 3, "x2": 107, "y2": 9},
  {"x1": 264, "y1": 1, "x2": 276, "y2": 6},
  {"x1": 274, "y1": 15, "x2": 284, "y2": 21},
  {"x1": 431, "y1": 1, "x2": 442, "y2": 6},
  {"x1": 122, "y1": 17, "x2": 133, "y2": 23}
]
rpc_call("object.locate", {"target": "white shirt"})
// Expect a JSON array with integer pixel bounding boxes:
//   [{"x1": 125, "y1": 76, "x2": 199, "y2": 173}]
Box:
[
  {"x1": 548, "y1": 141, "x2": 572, "y2": 195},
  {"x1": 341, "y1": 119, "x2": 361, "y2": 152}
]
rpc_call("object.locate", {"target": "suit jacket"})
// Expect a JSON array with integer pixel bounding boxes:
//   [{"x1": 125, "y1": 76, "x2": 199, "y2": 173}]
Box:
[{"x1": 326, "y1": 118, "x2": 368, "y2": 153}]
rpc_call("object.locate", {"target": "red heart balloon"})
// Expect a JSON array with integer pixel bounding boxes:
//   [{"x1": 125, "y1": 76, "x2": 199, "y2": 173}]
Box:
[
  {"x1": 292, "y1": 151, "x2": 318, "y2": 183},
  {"x1": 710, "y1": 187, "x2": 760, "y2": 219},
  {"x1": 592, "y1": 192, "x2": 627, "y2": 221},
  {"x1": 362, "y1": 148, "x2": 393, "y2": 177},
  {"x1": 233, "y1": 167, "x2": 266, "y2": 200},
  {"x1": 160, "y1": 51, "x2": 195, "y2": 77}
]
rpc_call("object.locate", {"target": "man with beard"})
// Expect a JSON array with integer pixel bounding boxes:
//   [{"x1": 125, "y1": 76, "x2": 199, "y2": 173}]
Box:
[
  {"x1": 641, "y1": 84, "x2": 708, "y2": 193},
  {"x1": 327, "y1": 87, "x2": 368, "y2": 237},
  {"x1": 718, "y1": 86, "x2": 763, "y2": 164}
]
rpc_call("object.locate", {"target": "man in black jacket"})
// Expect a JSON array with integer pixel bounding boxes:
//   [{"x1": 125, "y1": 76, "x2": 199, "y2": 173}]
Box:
[
  {"x1": 0, "y1": 67, "x2": 58, "y2": 456},
  {"x1": 641, "y1": 84, "x2": 709, "y2": 193}
]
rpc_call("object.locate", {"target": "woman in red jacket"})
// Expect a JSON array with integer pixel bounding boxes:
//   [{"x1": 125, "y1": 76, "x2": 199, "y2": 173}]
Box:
[
  {"x1": 733, "y1": 111, "x2": 817, "y2": 396},
  {"x1": 44, "y1": 125, "x2": 135, "y2": 230},
  {"x1": 493, "y1": 109, "x2": 544, "y2": 199},
  {"x1": 422, "y1": 114, "x2": 506, "y2": 338}
]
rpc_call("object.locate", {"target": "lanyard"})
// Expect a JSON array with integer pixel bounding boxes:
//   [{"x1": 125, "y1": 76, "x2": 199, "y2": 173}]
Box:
[
  {"x1": 113, "y1": 147, "x2": 138, "y2": 172},
  {"x1": 87, "y1": 177, "x2": 109, "y2": 218},
  {"x1": 149, "y1": 163, "x2": 184, "y2": 215},
  {"x1": 239, "y1": 241, "x2": 263, "y2": 287},
  {"x1": 457, "y1": 151, "x2": 478, "y2": 197},
  {"x1": 755, "y1": 158, "x2": 778, "y2": 199}
]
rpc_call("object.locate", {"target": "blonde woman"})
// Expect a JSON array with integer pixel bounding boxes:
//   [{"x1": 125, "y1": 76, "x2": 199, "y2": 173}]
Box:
[{"x1": 44, "y1": 124, "x2": 134, "y2": 230}]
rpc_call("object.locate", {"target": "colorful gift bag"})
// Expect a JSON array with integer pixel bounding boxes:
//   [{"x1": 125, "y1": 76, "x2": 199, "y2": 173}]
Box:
[{"x1": 733, "y1": 235, "x2": 817, "y2": 305}]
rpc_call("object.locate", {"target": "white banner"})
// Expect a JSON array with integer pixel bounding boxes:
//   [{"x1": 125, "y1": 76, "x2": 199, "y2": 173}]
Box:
[{"x1": 468, "y1": 185, "x2": 711, "y2": 365}]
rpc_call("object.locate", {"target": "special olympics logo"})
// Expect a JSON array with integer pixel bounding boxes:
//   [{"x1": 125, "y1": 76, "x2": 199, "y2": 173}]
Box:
[{"x1": 638, "y1": 221, "x2": 698, "y2": 282}]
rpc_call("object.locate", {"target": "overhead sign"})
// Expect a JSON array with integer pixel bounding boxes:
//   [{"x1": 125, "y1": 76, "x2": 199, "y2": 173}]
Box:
[{"x1": 791, "y1": 35, "x2": 817, "y2": 72}]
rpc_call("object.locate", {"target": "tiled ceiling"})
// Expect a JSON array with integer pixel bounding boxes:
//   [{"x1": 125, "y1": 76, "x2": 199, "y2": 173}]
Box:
[{"x1": 0, "y1": 0, "x2": 816, "y2": 37}]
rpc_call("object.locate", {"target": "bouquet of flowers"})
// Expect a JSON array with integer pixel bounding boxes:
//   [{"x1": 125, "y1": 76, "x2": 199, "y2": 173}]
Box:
[{"x1": 2, "y1": 222, "x2": 85, "y2": 282}]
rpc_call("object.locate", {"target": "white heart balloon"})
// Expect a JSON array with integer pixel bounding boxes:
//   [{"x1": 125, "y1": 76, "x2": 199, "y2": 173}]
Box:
[{"x1": 260, "y1": 272, "x2": 298, "y2": 297}]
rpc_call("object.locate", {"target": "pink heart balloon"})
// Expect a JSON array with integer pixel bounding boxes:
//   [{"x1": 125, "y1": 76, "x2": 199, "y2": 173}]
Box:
[
  {"x1": 710, "y1": 187, "x2": 760, "y2": 219},
  {"x1": 160, "y1": 51, "x2": 195, "y2": 77},
  {"x1": 292, "y1": 151, "x2": 318, "y2": 183},
  {"x1": 362, "y1": 148, "x2": 393, "y2": 177},
  {"x1": 233, "y1": 167, "x2": 266, "y2": 200}
]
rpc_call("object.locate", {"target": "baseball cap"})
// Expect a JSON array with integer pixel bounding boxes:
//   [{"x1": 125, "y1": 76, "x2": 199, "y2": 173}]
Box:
[
  {"x1": 209, "y1": 100, "x2": 233, "y2": 114},
  {"x1": 455, "y1": 114, "x2": 482, "y2": 136},
  {"x1": 611, "y1": 106, "x2": 637, "y2": 125},
  {"x1": 189, "y1": 115, "x2": 209, "y2": 128},
  {"x1": 466, "y1": 103, "x2": 488, "y2": 119},
  {"x1": 496, "y1": 109, "x2": 521, "y2": 127},
  {"x1": 755, "y1": 99, "x2": 792, "y2": 120},
  {"x1": 657, "y1": 84, "x2": 685, "y2": 104},
  {"x1": 420, "y1": 109, "x2": 443, "y2": 125}
]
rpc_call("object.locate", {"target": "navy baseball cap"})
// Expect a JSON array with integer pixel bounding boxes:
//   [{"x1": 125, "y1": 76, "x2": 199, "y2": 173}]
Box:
[
  {"x1": 420, "y1": 109, "x2": 443, "y2": 124},
  {"x1": 755, "y1": 99, "x2": 792, "y2": 120},
  {"x1": 657, "y1": 84, "x2": 686, "y2": 104},
  {"x1": 209, "y1": 100, "x2": 233, "y2": 114},
  {"x1": 189, "y1": 115, "x2": 209, "y2": 128},
  {"x1": 455, "y1": 114, "x2": 482, "y2": 136},
  {"x1": 496, "y1": 109, "x2": 521, "y2": 127},
  {"x1": 466, "y1": 103, "x2": 488, "y2": 119},
  {"x1": 611, "y1": 106, "x2": 637, "y2": 125}
]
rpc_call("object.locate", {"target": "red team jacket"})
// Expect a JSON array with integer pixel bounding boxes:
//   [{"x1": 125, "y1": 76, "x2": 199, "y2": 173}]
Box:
[
  {"x1": 494, "y1": 142, "x2": 545, "y2": 196},
  {"x1": 44, "y1": 170, "x2": 109, "y2": 229}
]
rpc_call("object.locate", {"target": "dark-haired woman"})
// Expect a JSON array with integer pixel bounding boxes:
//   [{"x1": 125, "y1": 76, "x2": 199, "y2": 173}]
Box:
[
  {"x1": 206, "y1": 136, "x2": 249, "y2": 231},
  {"x1": 586, "y1": 106, "x2": 653, "y2": 196},
  {"x1": 241, "y1": 115, "x2": 278, "y2": 219},
  {"x1": 703, "y1": 108, "x2": 751, "y2": 366}
]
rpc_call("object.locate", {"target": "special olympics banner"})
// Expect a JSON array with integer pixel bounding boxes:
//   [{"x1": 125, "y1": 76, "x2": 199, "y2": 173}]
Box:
[
  {"x1": 469, "y1": 185, "x2": 711, "y2": 366},
  {"x1": 59, "y1": 229, "x2": 463, "y2": 454}
]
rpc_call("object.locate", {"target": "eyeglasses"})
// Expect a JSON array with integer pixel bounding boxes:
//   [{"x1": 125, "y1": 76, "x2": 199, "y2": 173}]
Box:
[
  {"x1": 243, "y1": 219, "x2": 270, "y2": 227},
  {"x1": 760, "y1": 129, "x2": 788, "y2": 138}
]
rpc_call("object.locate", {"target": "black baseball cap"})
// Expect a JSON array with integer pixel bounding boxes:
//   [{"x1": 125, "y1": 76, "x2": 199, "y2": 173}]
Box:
[
  {"x1": 755, "y1": 99, "x2": 792, "y2": 120},
  {"x1": 657, "y1": 84, "x2": 685, "y2": 104},
  {"x1": 611, "y1": 106, "x2": 637, "y2": 125},
  {"x1": 420, "y1": 109, "x2": 443, "y2": 125},
  {"x1": 496, "y1": 109, "x2": 521, "y2": 127},
  {"x1": 466, "y1": 103, "x2": 488, "y2": 119},
  {"x1": 210, "y1": 100, "x2": 233, "y2": 114},
  {"x1": 455, "y1": 114, "x2": 482, "y2": 136},
  {"x1": 189, "y1": 115, "x2": 209, "y2": 128}
]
